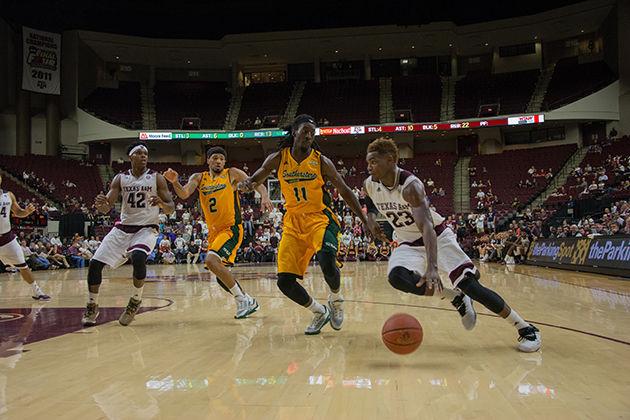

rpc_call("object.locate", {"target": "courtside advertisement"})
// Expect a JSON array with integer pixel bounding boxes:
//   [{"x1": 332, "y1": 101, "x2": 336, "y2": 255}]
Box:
[{"x1": 527, "y1": 236, "x2": 630, "y2": 276}]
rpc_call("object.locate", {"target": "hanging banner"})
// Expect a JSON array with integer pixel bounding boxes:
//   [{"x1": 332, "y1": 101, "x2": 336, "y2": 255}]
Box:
[{"x1": 22, "y1": 27, "x2": 61, "y2": 95}]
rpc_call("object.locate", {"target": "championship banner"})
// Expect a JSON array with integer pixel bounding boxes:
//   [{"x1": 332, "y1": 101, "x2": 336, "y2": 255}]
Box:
[
  {"x1": 22, "y1": 27, "x2": 61, "y2": 95},
  {"x1": 527, "y1": 236, "x2": 630, "y2": 276}
]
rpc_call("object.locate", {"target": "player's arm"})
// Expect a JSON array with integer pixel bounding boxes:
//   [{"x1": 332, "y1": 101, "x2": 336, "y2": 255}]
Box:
[
  {"x1": 8, "y1": 192, "x2": 35, "y2": 218},
  {"x1": 321, "y1": 156, "x2": 367, "y2": 225},
  {"x1": 149, "y1": 173, "x2": 176, "y2": 214},
  {"x1": 402, "y1": 180, "x2": 443, "y2": 292},
  {"x1": 230, "y1": 167, "x2": 273, "y2": 212},
  {"x1": 95, "y1": 174, "x2": 122, "y2": 214},
  {"x1": 363, "y1": 180, "x2": 388, "y2": 242},
  {"x1": 164, "y1": 169, "x2": 201, "y2": 200},
  {"x1": 238, "y1": 151, "x2": 281, "y2": 192}
]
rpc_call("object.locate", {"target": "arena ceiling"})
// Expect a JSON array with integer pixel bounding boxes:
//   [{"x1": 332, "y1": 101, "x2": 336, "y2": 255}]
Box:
[{"x1": 0, "y1": 0, "x2": 586, "y2": 40}]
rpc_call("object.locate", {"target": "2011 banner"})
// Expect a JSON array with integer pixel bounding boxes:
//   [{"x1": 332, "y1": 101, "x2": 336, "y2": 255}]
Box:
[{"x1": 22, "y1": 27, "x2": 61, "y2": 95}]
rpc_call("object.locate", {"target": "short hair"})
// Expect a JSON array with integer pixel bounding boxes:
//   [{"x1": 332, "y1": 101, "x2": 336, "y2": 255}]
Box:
[
  {"x1": 206, "y1": 146, "x2": 227, "y2": 159},
  {"x1": 367, "y1": 137, "x2": 398, "y2": 161},
  {"x1": 126, "y1": 141, "x2": 148, "y2": 155}
]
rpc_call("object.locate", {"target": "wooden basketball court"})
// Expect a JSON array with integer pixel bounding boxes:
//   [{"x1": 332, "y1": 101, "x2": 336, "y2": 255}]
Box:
[{"x1": 1, "y1": 261, "x2": 629, "y2": 419}]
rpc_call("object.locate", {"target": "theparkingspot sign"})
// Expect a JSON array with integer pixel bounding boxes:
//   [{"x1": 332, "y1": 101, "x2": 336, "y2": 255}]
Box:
[{"x1": 527, "y1": 236, "x2": 630, "y2": 276}]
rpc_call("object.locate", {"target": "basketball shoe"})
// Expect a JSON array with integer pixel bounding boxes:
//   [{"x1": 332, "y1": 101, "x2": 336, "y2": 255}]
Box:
[
  {"x1": 517, "y1": 324, "x2": 541, "y2": 352},
  {"x1": 327, "y1": 297, "x2": 344, "y2": 330},
  {"x1": 31, "y1": 285, "x2": 50, "y2": 301},
  {"x1": 82, "y1": 302, "x2": 100, "y2": 326},
  {"x1": 305, "y1": 306, "x2": 330, "y2": 335},
  {"x1": 119, "y1": 297, "x2": 142, "y2": 326},
  {"x1": 451, "y1": 293, "x2": 476, "y2": 330},
  {"x1": 235, "y1": 294, "x2": 259, "y2": 319}
]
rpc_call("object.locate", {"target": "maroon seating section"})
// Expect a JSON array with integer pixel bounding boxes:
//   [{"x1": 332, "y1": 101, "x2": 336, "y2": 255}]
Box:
[
  {"x1": 469, "y1": 144, "x2": 577, "y2": 210},
  {"x1": 0, "y1": 155, "x2": 103, "y2": 204},
  {"x1": 545, "y1": 136, "x2": 630, "y2": 205},
  {"x1": 455, "y1": 70, "x2": 539, "y2": 119},
  {"x1": 236, "y1": 83, "x2": 291, "y2": 129},
  {"x1": 297, "y1": 79, "x2": 379, "y2": 126},
  {"x1": 80, "y1": 81, "x2": 142, "y2": 129},
  {"x1": 154, "y1": 81, "x2": 230, "y2": 129},
  {"x1": 391, "y1": 74, "x2": 442, "y2": 122},
  {"x1": 544, "y1": 57, "x2": 616, "y2": 110}
]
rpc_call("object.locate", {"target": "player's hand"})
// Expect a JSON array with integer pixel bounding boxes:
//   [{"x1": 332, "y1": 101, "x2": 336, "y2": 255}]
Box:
[
  {"x1": 366, "y1": 218, "x2": 387, "y2": 242},
  {"x1": 149, "y1": 195, "x2": 163, "y2": 207},
  {"x1": 94, "y1": 194, "x2": 111, "y2": 213},
  {"x1": 417, "y1": 267, "x2": 443, "y2": 293},
  {"x1": 163, "y1": 168, "x2": 179, "y2": 184},
  {"x1": 261, "y1": 196, "x2": 273, "y2": 213},
  {"x1": 24, "y1": 203, "x2": 36, "y2": 216},
  {"x1": 237, "y1": 178, "x2": 255, "y2": 192}
]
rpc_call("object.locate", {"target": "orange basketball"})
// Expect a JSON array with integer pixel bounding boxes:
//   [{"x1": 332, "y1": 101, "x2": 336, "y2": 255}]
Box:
[{"x1": 381, "y1": 313, "x2": 423, "y2": 355}]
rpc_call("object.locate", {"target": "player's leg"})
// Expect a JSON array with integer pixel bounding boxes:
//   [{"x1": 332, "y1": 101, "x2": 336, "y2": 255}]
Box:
[
  {"x1": 0, "y1": 238, "x2": 49, "y2": 300},
  {"x1": 119, "y1": 228, "x2": 161, "y2": 326},
  {"x1": 82, "y1": 228, "x2": 129, "y2": 326},
  {"x1": 314, "y1": 210, "x2": 343, "y2": 330},
  {"x1": 206, "y1": 225, "x2": 257, "y2": 319},
  {"x1": 439, "y1": 229, "x2": 541, "y2": 352},
  {"x1": 387, "y1": 243, "x2": 476, "y2": 330},
  {"x1": 277, "y1": 226, "x2": 329, "y2": 335}
]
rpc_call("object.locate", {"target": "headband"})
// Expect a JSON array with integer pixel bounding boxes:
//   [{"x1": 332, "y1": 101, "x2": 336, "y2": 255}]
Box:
[{"x1": 128, "y1": 145, "x2": 148, "y2": 156}]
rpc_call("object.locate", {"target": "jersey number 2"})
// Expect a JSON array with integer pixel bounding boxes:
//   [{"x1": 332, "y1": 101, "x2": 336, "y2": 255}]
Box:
[
  {"x1": 127, "y1": 192, "x2": 146, "y2": 208},
  {"x1": 209, "y1": 197, "x2": 217, "y2": 212}
]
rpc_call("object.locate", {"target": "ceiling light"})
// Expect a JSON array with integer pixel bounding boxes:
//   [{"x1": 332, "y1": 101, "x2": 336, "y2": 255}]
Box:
[
  {"x1": 378, "y1": 47, "x2": 382, "y2": 51},
  {"x1": 411, "y1": 45, "x2": 415, "y2": 49}
]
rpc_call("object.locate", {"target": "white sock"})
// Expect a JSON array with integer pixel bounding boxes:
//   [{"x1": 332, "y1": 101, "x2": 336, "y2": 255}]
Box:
[
  {"x1": 89, "y1": 292, "x2": 99, "y2": 304},
  {"x1": 132, "y1": 285, "x2": 144, "y2": 301},
  {"x1": 31, "y1": 281, "x2": 40, "y2": 294},
  {"x1": 506, "y1": 309, "x2": 529, "y2": 329},
  {"x1": 329, "y1": 290, "x2": 343, "y2": 301},
  {"x1": 307, "y1": 299, "x2": 326, "y2": 314},
  {"x1": 230, "y1": 284, "x2": 244, "y2": 299}
]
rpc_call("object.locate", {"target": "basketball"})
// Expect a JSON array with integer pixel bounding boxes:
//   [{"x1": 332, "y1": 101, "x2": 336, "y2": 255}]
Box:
[{"x1": 381, "y1": 313, "x2": 423, "y2": 355}]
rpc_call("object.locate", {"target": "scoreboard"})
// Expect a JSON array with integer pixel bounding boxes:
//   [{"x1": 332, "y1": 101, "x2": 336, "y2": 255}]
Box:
[{"x1": 139, "y1": 114, "x2": 545, "y2": 141}]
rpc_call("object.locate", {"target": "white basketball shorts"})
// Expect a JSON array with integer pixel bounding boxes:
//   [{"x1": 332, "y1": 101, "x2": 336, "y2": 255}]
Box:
[
  {"x1": 388, "y1": 227, "x2": 476, "y2": 288},
  {"x1": 92, "y1": 226, "x2": 158, "y2": 269}
]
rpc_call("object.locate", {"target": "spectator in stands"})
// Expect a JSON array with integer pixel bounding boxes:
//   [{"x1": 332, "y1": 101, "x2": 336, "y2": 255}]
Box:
[
  {"x1": 162, "y1": 248, "x2": 175, "y2": 264},
  {"x1": 186, "y1": 240, "x2": 200, "y2": 264},
  {"x1": 46, "y1": 244, "x2": 70, "y2": 268}
]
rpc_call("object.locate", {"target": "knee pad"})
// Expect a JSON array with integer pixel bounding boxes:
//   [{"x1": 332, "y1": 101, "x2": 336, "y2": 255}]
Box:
[
  {"x1": 457, "y1": 273, "x2": 504, "y2": 314},
  {"x1": 388, "y1": 266, "x2": 426, "y2": 295},
  {"x1": 87, "y1": 259, "x2": 105, "y2": 285},
  {"x1": 277, "y1": 273, "x2": 309, "y2": 306},
  {"x1": 131, "y1": 251, "x2": 147, "y2": 280}
]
